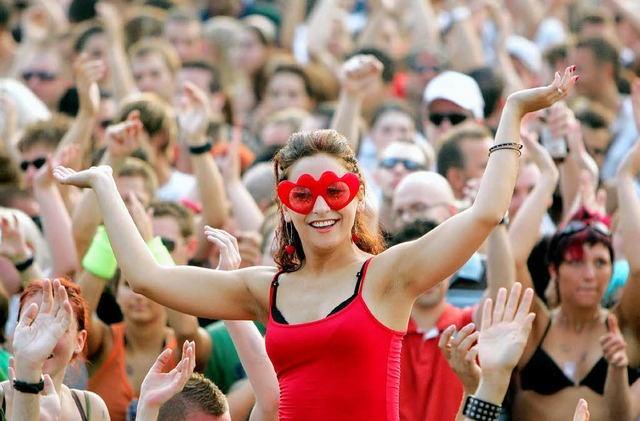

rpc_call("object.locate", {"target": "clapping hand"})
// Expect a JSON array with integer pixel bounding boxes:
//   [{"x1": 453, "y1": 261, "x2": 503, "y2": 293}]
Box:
[{"x1": 439, "y1": 323, "x2": 481, "y2": 394}]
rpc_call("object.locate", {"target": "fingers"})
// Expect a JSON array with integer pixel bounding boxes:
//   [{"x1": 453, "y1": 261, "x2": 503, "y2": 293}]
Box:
[
  {"x1": 573, "y1": 398, "x2": 590, "y2": 421},
  {"x1": 515, "y1": 287, "x2": 534, "y2": 322},
  {"x1": 492, "y1": 288, "x2": 507, "y2": 324},
  {"x1": 41, "y1": 278, "x2": 53, "y2": 314},
  {"x1": 150, "y1": 348, "x2": 174, "y2": 374},
  {"x1": 438, "y1": 325, "x2": 456, "y2": 359},
  {"x1": 450, "y1": 323, "x2": 476, "y2": 349},
  {"x1": 19, "y1": 302, "x2": 39, "y2": 328},
  {"x1": 503, "y1": 282, "x2": 522, "y2": 322},
  {"x1": 481, "y1": 297, "x2": 493, "y2": 332}
]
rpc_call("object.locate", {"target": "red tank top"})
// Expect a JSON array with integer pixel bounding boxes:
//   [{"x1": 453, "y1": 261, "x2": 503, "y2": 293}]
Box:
[{"x1": 265, "y1": 259, "x2": 405, "y2": 421}]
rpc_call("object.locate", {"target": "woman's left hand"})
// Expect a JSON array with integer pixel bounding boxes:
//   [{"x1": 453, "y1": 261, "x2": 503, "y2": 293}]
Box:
[
  {"x1": 204, "y1": 227, "x2": 241, "y2": 271},
  {"x1": 506, "y1": 66, "x2": 578, "y2": 116}
]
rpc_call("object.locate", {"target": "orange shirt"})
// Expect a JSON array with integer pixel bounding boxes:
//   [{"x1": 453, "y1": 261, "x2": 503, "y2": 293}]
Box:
[{"x1": 88, "y1": 323, "x2": 177, "y2": 421}]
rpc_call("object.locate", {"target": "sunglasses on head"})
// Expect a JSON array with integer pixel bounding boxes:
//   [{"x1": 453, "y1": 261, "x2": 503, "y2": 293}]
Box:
[
  {"x1": 160, "y1": 237, "x2": 176, "y2": 252},
  {"x1": 22, "y1": 71, "x2": 58, "y2": 82},
  {"x1": 380, "y1": 157, "x2": 425, "y2": 171},
  {"x1": 19, "y1": 157, "x2": 47, "y2": 172},
  {"x1": 558, "y1": 219, "x2": 611, "y2": 237},
  {"x1": 428, "y1": 113, "x2": 468, "y2": 127},
  {"x1": 277, "y1": 171, "x2": 360, "y2": 215}
]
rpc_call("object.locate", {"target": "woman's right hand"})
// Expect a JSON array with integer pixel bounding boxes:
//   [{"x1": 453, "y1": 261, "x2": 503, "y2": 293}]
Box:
[
  {"x1": 506, "y1": 66, "x2": 578, "y2": 116},
  {"x1": 12, "y1": 279, "x2": 73, "y2": 371},
  {"x1": 0, "y1": 214, "x2": 32, "y2": 264},
  {"x1": 53, "y1": 165, "x2": 114, "y2": 190}
]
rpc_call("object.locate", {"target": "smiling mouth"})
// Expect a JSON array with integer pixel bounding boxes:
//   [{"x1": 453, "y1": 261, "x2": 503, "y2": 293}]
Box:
[{"x1": 310, "y1": 220, "x2": 337, "y2": 228}]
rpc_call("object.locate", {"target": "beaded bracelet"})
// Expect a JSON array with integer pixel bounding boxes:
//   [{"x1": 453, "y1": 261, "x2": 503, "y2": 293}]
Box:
[
  {"x1": 488, "y1": 142, "x2": 523, "y2": 157},
  {"x1": 462, "y1": 395, "x2": 502, "y2": 421}
]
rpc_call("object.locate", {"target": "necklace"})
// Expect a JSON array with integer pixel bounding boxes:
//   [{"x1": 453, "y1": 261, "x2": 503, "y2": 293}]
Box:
[{"x1": 558, "y1": 308, "x2": 601, "y2": 334}]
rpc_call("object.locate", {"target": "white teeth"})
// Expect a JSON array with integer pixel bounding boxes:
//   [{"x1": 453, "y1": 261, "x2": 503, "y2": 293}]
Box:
[{"x1": 311, "y1": 220, "x2": 335, "y2": 228}]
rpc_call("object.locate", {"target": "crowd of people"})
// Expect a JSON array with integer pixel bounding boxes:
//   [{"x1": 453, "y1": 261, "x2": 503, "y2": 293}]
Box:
[{"x1": 1, "y1": 0, "x2": 640, "y2": 420}]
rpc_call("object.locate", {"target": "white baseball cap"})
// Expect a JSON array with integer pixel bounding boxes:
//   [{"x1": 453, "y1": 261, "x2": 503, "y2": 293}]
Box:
[{"x1": 423, "y1": 71, "x2": 484, "y2": 120}]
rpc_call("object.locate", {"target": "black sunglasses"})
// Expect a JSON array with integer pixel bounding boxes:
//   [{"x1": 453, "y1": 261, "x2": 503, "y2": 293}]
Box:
[
  {"x1": 19, "y1": 157, "x2": 47, "y2": 172},
  {"x1": 380, "y1": 157, "x2": 426, "y2": 171},
  {"x1": 22, "y1": 71, "x2": 58, "y2": 82},
  {"x1": 558, "y1": 219, "x2": 611, "y2": 237},
  {"x1": 428, "y1": 113, "x2": 468, "y2": 127},
  {"x1": 160, "y1": 237, "x2": 176, "y2": 252}
]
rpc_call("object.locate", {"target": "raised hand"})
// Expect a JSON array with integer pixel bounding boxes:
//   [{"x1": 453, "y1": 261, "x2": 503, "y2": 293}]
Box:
[
  {"x1": 438, "y1": 323, "x2": 481, "y2": 394},
  {"x1": 507, "y1": 66, "x2": 578, "y2": 116},
  {"x1": 53, "y1": 164, "x2": 114, "y2": 189},
  {"x1": 573, "y1": 399, "x2": 590, "y2": 421},
  {"x1": 204, "y1": 227, "x2": 241, "y2": 271},
  {"x1": 138, "y1": 341, "x2": 195, "y2": 409},
  {"x1": 105, "y1": 110, "x2": 144, "y2": 159},
  {"x1": 600, "y1": 314, "x2": 628, "y2": 368},
  {"x1": 0, "y1": 214, "x2": 32, "y2": 264},
  {"x1": 340, "y1": 54, "x2": 384, "y2": 97},
  {"x1": 74, "y1": 53, "x2": 104, "y2": 115},
  {"x1": 477, "y1": 283, "x2": 535, "y2": 375},
  {"x1": 12, "y1": 279, "x2": 73, "y2": 370},
  {"x1": 177, "y1": 81, "x2": 211, "y2": 145},
  {"x1": 95, "y1": 2, "x2": 124, "y2": 41},
  {"x1": 34, "y1": 145, "x2": 81, "y2": 190},
  {"x1": 221, "y1": 126, "x2": 243, "y2": 184},
  {"x1": 127, "y1": 192, "x2": 153, "y2": 242}
]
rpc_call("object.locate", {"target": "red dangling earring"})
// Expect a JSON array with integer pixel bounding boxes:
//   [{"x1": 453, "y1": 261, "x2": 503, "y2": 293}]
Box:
[
  {"x1": 351, "y1": 223, "x2": 359, "y2": 243},
  {"x1": 285, "y1": 222, "x2": 295, "y2": 255}
]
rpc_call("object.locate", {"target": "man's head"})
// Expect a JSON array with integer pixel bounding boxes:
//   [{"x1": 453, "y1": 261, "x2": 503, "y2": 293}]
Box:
[
  {"x1": 151, "y1": 200, "x2": 197, "y2": 265},
  {"x1": 508, "y1": 160, "x2": 541, "y2": 219},
  {"x1": 392, "y1": 171, "x2": 456, "y2": 230},
  {"x1": 17, "y1": 114, "x2": 71, "y2": 189},
  {"x1": 158, "y1": 373, "x2": 231, "y2": 421},
  {"x1": 505, "y1": 35, "x2": 542, "y2": 88},
  {"x1": 164, "y1": 8, "x2": 204, "y2": 63},
  {"x1": 436, "y1": 124, "x2": 493, "y2": 201},
  {"x1": 21, "y1": 49, "x2": 72, "y2": 110},
  {"x1": 375, "y1": 139, "x2": 431, "y2": 202},
  {"x1": 571, "y1": 36, "x2": 620, "y2": 100},
  {"x1": 130, "y1": 38, "x2": 181, "y2": 104},
  {"x1": 403, "y1": 47, "x2": 447, "y2": 105},
  {"x1": 422, "y1": 71, "x2": 484, "y2": 145},
  {"x1": 176, "y1": 60, "x2": 225, "y2": 117},
  {"x1": 576, "y1": 103, "x2": 614, "y2": 169}
]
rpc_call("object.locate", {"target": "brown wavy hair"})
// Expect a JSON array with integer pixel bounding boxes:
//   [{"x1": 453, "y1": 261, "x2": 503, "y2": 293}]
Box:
[{"x1": 273, "y1": 130, "x2": 385, "y2": 272}]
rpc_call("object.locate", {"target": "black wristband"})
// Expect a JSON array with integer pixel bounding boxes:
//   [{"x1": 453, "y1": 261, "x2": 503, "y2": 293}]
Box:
[
  {"x1": 188, "y1": 142, "x2": 212, "y2": 155},
  {"x1": 463, "y1": 395, "x2": 501, "y2": 421},
  {"x1": 13, "y1": 255, "x2": 34, "y2": 272},
  {"x1": 13, "y1": 377, "x2": 45, "y2": 394}
]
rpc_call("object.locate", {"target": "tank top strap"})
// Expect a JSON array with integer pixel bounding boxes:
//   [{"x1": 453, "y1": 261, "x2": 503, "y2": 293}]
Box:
[
  {"x1": 539, "y1": 318, "x2": 553, "y2": 343},
  {"x1": 71, "y1": 390, "x2": 89, "y2": 421},
  {"x1": 355, "y1": 258, "x2": 373, "y2": 295}
]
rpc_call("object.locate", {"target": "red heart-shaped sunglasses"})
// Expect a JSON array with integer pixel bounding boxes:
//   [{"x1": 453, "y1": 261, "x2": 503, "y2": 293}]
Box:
[{"x1": 277, "y1": 171, "x2": 361, "y2": 214}]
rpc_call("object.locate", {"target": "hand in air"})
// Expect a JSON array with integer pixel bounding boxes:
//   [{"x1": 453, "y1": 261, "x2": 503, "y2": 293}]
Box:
[
  {"x1": 53, "y1": 165, "x2": 113, "y2": 189},
  {"x1": 204, "y1": 227, "x2": 242, "y2": 271},
  {"x1": 507, "y1": 66, "x2": 578, "y2": 116},
  {"x1": 439, "y1": 322, "x2": 481, "y2": 394}
]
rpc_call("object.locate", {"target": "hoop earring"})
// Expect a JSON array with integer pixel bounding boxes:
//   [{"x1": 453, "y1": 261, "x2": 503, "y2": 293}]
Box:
[
  {"x1": 285, "y1": 222, "x2": 295, "y2": 255},
  {"x1": 351, "y1": 223, "x2": 359, "y2": 243}
]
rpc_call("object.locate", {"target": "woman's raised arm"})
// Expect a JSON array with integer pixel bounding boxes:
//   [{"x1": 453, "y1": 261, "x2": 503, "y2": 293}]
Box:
[
  {"x1": 377, "y1": 66, "x2": 578, "y2": 300},
  {"x1": 53, "y1": 165, "x2": 275, "y2": 322}
]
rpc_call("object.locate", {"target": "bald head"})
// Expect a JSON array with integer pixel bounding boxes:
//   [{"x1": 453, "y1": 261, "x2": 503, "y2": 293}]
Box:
[{"x1": 392, "y1": 171, "x2": 456, "y2": 229}]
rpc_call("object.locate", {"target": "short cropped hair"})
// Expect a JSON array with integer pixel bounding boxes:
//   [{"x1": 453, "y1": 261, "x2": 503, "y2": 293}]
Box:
[{"x1": 158, "y1": 373, "x2": 229, "y2": 420}]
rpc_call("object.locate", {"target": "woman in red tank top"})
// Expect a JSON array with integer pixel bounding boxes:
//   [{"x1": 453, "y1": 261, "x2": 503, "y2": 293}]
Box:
[{"x1": 54, "y1": 66, "x2": 578, "y2": 420}]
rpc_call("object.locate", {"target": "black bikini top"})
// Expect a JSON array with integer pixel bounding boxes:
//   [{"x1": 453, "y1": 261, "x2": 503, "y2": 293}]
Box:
[{"x1": 519, "y1": 319, "x2": 639, "y2": 395}]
